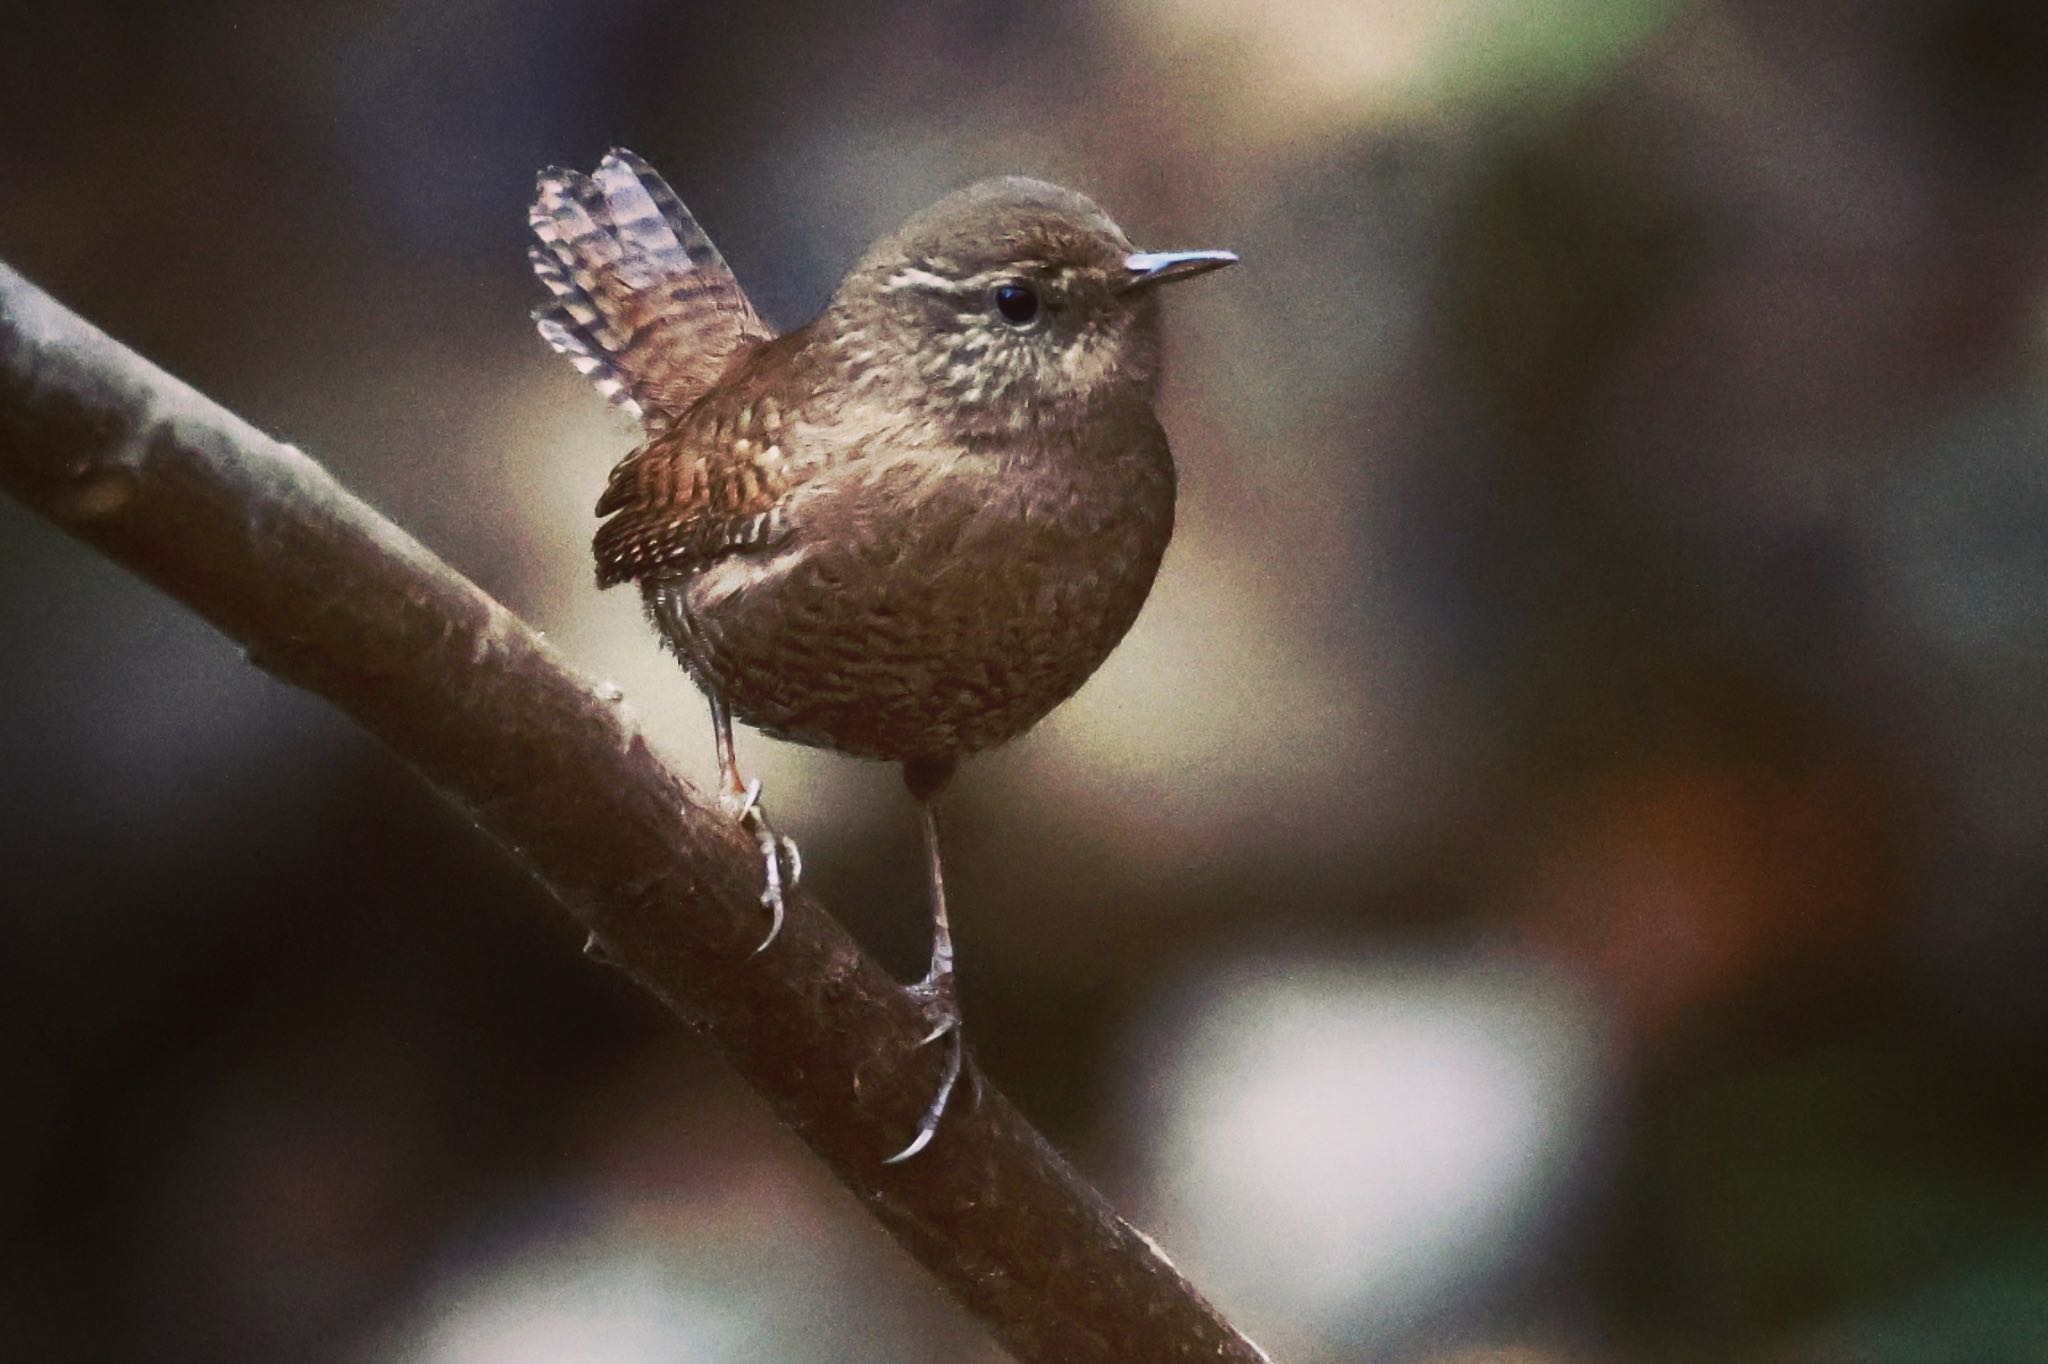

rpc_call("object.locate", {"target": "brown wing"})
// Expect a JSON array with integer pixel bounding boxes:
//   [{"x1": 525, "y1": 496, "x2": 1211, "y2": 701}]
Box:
[
  {"x1": 590, "y1": 331, "x2": 811, "y2": 588},
  {"x1": 529, "y1": 149, "x2": 769, "y2": 430}
]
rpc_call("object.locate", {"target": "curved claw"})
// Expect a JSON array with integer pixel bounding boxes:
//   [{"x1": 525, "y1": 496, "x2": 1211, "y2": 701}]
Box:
[
  {"x1": 748, "y1": 825, "x2": 788, "y2": 955},
  {"x1": 882, "y1": 1017, "x2": 965, "y2": 1165},
  {"x1": 731, "y1": 780, "x2": 798, "y2": 956},
  {"x1": 778, "y1": 834, "x2": 803, "y2": 890},
  {"x1": 883, "y1": 1121, "x2": 939, "y2": 1165},
  {"x1": 734, "y1": 777, "x2": 763, "y2": 819},
  {"x1": 751, "y1": 881, "x2": 786, "y2": 956}
]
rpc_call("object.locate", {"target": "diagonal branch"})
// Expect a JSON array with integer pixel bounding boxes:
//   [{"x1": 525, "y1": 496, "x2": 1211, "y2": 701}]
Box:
[{"x1": 0, "y1": 260, "x2": 1269, "y2": 1364}]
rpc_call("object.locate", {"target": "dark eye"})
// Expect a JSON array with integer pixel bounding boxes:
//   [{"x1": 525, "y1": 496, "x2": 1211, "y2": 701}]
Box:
[{"x1": 992, "y1": 281, "x2": 1040, "y2": 327}]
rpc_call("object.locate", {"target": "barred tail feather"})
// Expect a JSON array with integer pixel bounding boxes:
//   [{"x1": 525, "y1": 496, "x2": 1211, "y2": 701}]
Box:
[
  {"x1": 530, "y1": 245, "x2": 643, "y2": 420},
  {"x1": 527, "y1": 149, "x2": 768, "y2": 430}
]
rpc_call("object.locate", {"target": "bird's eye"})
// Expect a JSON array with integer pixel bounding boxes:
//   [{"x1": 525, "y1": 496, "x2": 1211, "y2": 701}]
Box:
[{"x1": 992, "y1": 281, "x2": 1040, "y2": 328}]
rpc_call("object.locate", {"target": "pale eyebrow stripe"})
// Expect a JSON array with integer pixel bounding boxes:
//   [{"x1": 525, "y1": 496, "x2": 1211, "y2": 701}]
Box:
[
  {"x1": 882, "y1": 262, "x2": 1057, "y2": 295},
  {"x1": 883, "y1": 267, "x2": 963, "y2": 294}
]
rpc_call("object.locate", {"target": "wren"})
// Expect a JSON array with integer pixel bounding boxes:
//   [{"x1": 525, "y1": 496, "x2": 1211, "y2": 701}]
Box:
[{"x1": 529, "y1": 149, "x2": 1234, "y2": 1159}]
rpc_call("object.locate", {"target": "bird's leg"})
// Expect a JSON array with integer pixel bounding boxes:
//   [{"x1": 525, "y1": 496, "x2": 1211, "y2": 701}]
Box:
[
  {"x1": 884, "y1": 757, "x2": 967, "y2": 1164},
  {"x1": 709, "y1": 689, "x2": 801, "y2": 953}
]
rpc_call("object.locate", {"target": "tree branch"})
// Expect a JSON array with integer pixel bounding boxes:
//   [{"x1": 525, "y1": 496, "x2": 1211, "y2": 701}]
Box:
[{"x1": 0, "y1": 259, "x2": 1269, "y2": 1364}]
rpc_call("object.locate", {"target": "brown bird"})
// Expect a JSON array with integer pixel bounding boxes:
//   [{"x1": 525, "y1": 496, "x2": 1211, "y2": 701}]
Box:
[{"x1": 529, "y1": 149, "x2": 1234, "y2": 1159}]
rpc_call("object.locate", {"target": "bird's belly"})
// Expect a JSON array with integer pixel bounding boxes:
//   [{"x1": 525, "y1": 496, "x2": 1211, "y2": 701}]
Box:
[{"x1": 663, "y1": 512, "x2": 1166, "y2": 761}]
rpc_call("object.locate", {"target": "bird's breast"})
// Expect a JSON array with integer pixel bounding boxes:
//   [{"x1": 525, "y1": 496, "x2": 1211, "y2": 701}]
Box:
[{"x1": 677, "y1": 422, "x2": 1176, "y2": 759}]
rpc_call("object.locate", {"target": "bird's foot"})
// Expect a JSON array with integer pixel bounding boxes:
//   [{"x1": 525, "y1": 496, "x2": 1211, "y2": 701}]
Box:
[
  {"x1": 882, "y1": 973, "x2": 968, "y2": 1165},
  {"x1": 722, "y1": 778, "x2": 801, "y2": 954}
]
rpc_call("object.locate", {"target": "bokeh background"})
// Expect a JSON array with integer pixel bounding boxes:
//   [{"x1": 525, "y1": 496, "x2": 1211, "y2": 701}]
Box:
[{"x1": 6, "y1": 1, "x2": 2048, "y2": 1360}]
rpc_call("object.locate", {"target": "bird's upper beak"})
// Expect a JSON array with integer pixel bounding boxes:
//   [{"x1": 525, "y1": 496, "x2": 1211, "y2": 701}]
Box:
[{"x1": 1122, "y1": 248, "x2": 1239, "y2": 291}]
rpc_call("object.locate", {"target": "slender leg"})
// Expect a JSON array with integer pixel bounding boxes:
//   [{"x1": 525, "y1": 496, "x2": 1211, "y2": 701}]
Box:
[
  {"x1": 884, "y1": 757, "x2": 966, "y2": 1164},
  {"x1": 913, "y1": 794, "x2": 957, "y2": 1004},
  {"x1": 709, "y1": 689, "x2": 801, "y2": 953}
]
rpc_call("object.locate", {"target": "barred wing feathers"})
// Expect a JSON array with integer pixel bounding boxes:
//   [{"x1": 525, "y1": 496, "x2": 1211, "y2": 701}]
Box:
[{"x1": 589, "y1": 332, "x2": 810, "y2": 589}]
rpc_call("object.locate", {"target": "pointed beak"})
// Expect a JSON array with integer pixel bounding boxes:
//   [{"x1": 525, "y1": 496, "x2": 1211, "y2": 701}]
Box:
[{"x1": 1122, "y1": 248, "x2": 1239, "y2": 291}]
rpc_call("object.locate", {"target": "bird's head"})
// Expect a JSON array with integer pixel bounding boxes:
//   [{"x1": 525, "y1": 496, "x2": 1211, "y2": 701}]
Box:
[{"x1": 827, "y1": 177, "x2": 1235, "y2": 433}]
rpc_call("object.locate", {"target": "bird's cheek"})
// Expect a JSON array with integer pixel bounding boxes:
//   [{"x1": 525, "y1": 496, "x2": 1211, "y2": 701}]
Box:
[{"x1": 1062, "y1": 333, "x2": 1118, "y2": 396}]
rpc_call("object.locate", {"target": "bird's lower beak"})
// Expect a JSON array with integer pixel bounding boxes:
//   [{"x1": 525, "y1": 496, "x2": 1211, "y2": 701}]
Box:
[{"x1": 1122, "y1": 249, "x2": 1239, "y2": 290}]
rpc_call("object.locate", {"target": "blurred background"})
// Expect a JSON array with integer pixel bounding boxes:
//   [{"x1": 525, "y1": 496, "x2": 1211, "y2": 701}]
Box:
[{"x1": 5, "y1": 1, "x2": 2048, "y2": 1360}]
